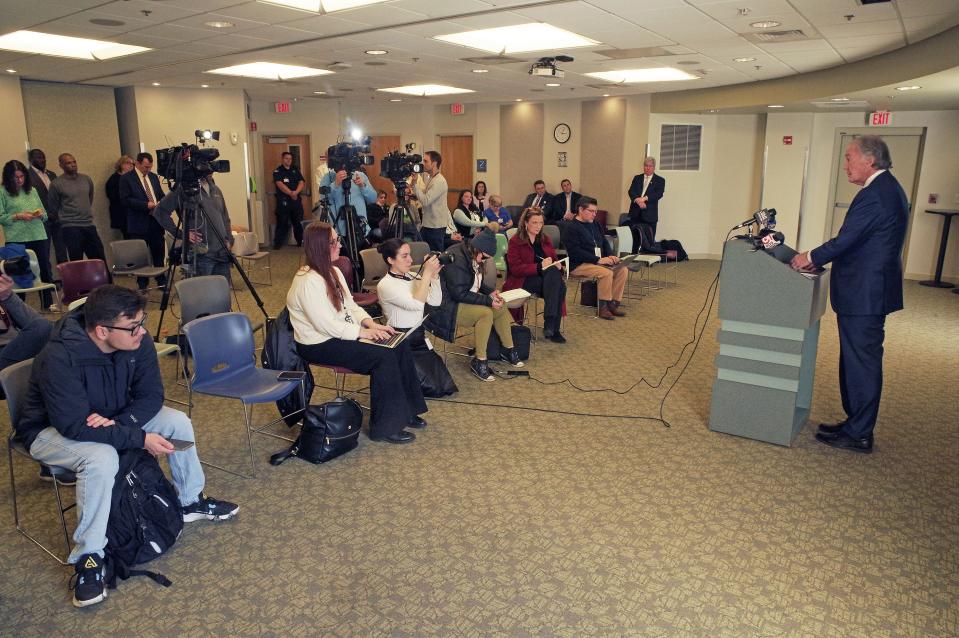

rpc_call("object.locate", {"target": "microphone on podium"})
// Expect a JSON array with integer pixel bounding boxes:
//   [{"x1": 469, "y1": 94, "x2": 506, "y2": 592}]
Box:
[{"x1": 732, "y1": 208, "x2": 769, "y2": 230}]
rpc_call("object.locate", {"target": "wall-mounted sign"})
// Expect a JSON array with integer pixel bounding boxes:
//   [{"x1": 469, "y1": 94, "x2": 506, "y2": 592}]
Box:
[
  {"x1": 476, "y1": 159, "x2": 487, "y2": 173},
  {"x1": 783, "y1": 135, "x2": 793, "y2": 145},
  {"x1": 868, "y1": 111, "x2": 892, "y2": 127},
  {"x1": 557, "y1": 152, "x2": 567, "y2": 168},
  {"x1": 274, "y1": 102, "x2": 292, "y2": 114},
  {"x1": 451, "y1": 103, "x2": 465, "y2": 116},
  {"x1": 249, "y1": 121, "x2": 257, "y2": 132}
]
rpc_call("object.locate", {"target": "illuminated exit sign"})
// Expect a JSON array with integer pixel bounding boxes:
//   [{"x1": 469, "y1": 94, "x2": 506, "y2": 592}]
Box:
[
  {"x1": 274, "y1": 101, "x2": 292, "y2": 114},
  {"x1": 868, "y1": 111, "x2": 892, "y2": 127}
]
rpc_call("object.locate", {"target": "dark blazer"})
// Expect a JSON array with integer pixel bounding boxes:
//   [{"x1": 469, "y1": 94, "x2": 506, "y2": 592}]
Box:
[
  {"x1": 522, "y1": 191, "x2": 553, "y2": 212},
  {"x1": 627, "y1": 173, "x2": 666, "y2": 224},
  {"x1": 30, "y1": 166, "x2": 58, "y2": 219},
  {"x1": 560, "y1": 218, "x2": 612, "y2": 272},
  {"x1": 425, "y1": 241, "x2": 493, "y2": 342},
  {"x1": 545, "y1": 190, "x2": 582, "y2": 224},
  {"x1": 810, "y1": 170, "x2": 909, "y2": 316},
  {"x1": 120, "y1": 169, "x2": 166, "y2": 236}
]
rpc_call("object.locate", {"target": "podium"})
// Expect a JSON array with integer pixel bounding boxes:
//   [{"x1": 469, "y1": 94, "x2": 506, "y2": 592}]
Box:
[{"x1": 708, "y1": 239, "x2": 830, "y2": 446}]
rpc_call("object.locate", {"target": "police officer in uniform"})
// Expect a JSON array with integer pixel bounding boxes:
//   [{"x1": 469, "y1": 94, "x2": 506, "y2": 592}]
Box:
[{"x1": 272, "y1": 151, "x2": 305, "y2": 249}]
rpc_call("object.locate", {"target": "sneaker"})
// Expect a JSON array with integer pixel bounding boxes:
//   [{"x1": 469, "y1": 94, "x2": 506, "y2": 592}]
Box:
[
  {"x1": 71, "y1": 553, "x2": 106, "y2": 608},
  {"x1": 182, "y1": 493, "x2": 239, "y2": 522},
  {"x1": 39, "y1": 466, "x2": 77, "y2": 486},
  {"x1": 47, "y1": 304, "x2": 60, "y2": 313},
  {"x1": 499, "y1": 347, "x2": 525, "y2": 368},
  {"x1": 469, "y1": 357, "x2": 495, "y2": 382}
]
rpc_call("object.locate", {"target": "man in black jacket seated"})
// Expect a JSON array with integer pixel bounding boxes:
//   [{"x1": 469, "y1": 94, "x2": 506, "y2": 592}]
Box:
[
  {"x1": 14, "y1": 285, "x2": 238, "y2": 609},
  {"x1": 560, "y1": 196, "x2": 627, "y2": 320}
]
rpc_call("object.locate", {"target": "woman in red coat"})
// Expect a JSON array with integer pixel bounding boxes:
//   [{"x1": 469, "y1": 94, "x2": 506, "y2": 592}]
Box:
[{"x1": 504, "y1": 208, "x2": 568, "y2": 343}]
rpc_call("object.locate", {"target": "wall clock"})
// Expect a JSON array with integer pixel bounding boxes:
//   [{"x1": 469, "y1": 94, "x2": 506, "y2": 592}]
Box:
[{"x1": 553, "y1": 123, "x2": 572, "y2": 144}]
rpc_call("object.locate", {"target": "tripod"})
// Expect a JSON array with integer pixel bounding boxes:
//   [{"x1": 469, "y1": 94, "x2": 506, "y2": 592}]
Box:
[
  {"x1": 385, "y1": 180, "x2": 421, "y2": 241},
  {"x1": 331, "y1": 173, "x2": 368, "y2": 291}
]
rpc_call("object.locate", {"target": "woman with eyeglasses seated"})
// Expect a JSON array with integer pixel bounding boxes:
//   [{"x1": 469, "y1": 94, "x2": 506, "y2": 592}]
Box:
[
  {"x1": 483, "y1": 195, "x2": 513, "y2": 232},
  {"x1": 287, "y1": 222, "x2": 427, "y2": 444},
  {"x1": 376, "y1": 238, "x2": 457, "y2": 396},
  {"x1": 425, "y1": 228, "x2": 523, "y2": 382},
  {"x1": 504, "y1": 207, "x2": 567, "y2": 343},
  {"x1": 453, "y1": 189, "x2": 488, "y2": 238}
]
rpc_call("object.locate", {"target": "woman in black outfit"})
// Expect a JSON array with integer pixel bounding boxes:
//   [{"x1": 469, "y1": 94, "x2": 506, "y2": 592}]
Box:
[{"x1": 105, "y1": 155, "x2": 134, "y2": 238}]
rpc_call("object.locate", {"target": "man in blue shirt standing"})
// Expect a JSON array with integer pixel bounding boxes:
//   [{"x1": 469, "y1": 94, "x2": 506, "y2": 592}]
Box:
[{"x1": 318, "y1": 168, "x2": 377, "y2": 240}]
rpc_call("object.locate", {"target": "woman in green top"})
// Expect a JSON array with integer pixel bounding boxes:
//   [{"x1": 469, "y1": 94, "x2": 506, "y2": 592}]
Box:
[{"x1": 1, "y1": 159, "x2": 54, "y2": 308}]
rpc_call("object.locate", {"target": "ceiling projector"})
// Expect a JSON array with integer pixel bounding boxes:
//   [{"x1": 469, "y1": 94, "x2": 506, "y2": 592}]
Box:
[{"x1": 529, "y1": 55, "x2": 573, "y2": 78}]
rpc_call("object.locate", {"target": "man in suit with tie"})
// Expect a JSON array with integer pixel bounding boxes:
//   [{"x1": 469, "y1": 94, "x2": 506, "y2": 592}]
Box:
[
  {"x1": 119, "y1": 152, "x2": 167, "y2": 290},
  {"x1": 28, "y1": 148, "x2": 68, "y2": 264},
  {"x1": 627, "y1": 157, "x2": 666, "y2": 246},
  {"x1": 522, "y1": 180, "x2": 553, "y2": 213},
  {"x1": 546, "y1": 178, "x2": 582, "y2": 225},
  {"x1": 790, "y1": 135, "x2": 909, "y2": 454}
]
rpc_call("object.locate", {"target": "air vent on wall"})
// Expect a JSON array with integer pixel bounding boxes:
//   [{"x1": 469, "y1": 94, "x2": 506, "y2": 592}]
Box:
[
  {"x1": 810, "y1": 100, "x2": 872, "y2": 108},
  {"x1": 743, "y1": 30, "x2": 815, "y2": 44},
  {"x1": 594, "y1": 47, "x2": 672, "y2": 60},
  {"x1": 460, "y1": 55, "x2": 526, "y2": 65},
  {"x1": 857, "y1": 0, "x2": 891, "y2": 5},
  {"x1": 585, "y1": 83, "x2": 621, "y2": 90}
]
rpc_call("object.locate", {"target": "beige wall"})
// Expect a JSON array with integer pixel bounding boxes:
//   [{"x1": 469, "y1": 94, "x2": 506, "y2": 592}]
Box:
[
  {"x1": 581, "y1": 97, "x2": 626, "y2": 216},
  {"x1": 474, "y1": 103, "x2": 501, "y2": 196},
  {"x1": 0, "y1": 76, "x2": 28, "y2": 165},
  {"x1": 762, "y1": 112, "x2": 814, "y2": 245},
  {"x1": 710, "y1": 115, "x2": 765, "y2": 249},
  {"x1": 21, "y1": 81, "x2": 122, "y2": 253},
  {"x1": 621, "y1": 94, "x2": 652, "y2": 214},
  {"x1": 542, "y1": 99, "x2": 582, "y2": 193},
  {"x1": 499, "y1": 102, "x2": 544, "y2": 206}
]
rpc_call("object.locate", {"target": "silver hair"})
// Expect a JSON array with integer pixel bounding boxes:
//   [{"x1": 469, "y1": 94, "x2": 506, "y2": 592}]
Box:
[
  {"x1": 853, "y1": 135, "x2": 892, "y2": 170},
  {"x1": 644, "y1": 156, "x2": 657, "y2": 167}
]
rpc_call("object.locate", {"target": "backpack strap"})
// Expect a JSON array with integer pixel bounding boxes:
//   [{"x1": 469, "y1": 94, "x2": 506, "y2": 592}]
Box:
[{"x1": 269, "y1": 441, "x2": 300, "y2": 466}]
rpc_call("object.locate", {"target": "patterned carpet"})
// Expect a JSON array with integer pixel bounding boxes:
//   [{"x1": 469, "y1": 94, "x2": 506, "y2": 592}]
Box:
[{"x1": 0, "y1": 247, "x2": 956, "y2": 637}]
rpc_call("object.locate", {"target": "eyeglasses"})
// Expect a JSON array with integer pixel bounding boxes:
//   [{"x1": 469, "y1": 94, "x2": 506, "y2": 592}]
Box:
[
  {"x1": 330, "y1": 237, "x2": 341, "y2": 247},
  {"x1": 103, "y1": 314, "x2": 148, "y2": 335}
]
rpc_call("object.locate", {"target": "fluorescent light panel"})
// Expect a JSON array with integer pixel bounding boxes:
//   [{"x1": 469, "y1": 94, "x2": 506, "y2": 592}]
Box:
[
  {"x1": 378, "y1": 84, "x2": 474, "y2": 97},
  {"x1": 435, "y1": 23, "x2": 598, "y2": 54},
  {"x1": 585, "y1": 68, "x2": 698, "y2": 83},
  {"x1": 207, "y1": 62, "x2": 333, "y2": 80},
  {"x1": 0, "y1": 30, "x2": 150, "y2": 60},
  {"x1": 257, "y1": 0, "x2": 392, "y2": 12}
]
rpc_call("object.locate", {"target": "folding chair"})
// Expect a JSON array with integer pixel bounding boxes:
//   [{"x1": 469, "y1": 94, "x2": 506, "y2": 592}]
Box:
[
  {"x1": 12, "y1": 249, "x2": 60, "y2": 313},
  {"x1": 183, "y1": 312, "x2": 305, "y2": 478},
  {"x1": 360, "y1": 248, "x2": 387, "y2": 292},
  {"x1": 505, "y1": 227, "x2": 519, "y2": 240},
  {"x1": 334, "y1": 256, "x2": 378, "y2": 313},
  {"x1": 56, "y1": 259, "x2": 110, "y2": 305},
  {"x1": 493, "y1": 233, "x2": 508, "y2": 276},
  {"x1": 1, "y1": 359, "x2": 75, "y2": 564},
  {"x1": 110, "y1": 239, "x2": 166, "y2": 295},
  {"x1": 542, "y1": 225, "x2": 564, "y2": 257}
]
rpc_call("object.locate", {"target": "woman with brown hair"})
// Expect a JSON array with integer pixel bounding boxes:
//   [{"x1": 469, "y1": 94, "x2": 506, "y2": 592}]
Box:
[
  {"x1": 286, "y1": 221, "x2": 428, "y2": 444},
  {"x1": 503, "y1": 207, "x2": 567, "y2": 343},
  {"x1": 105, "y1": 154, "x2": 135, "y2": 238}
]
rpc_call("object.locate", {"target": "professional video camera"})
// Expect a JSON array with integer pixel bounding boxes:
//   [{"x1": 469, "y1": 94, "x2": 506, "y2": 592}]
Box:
[
  {"x1": 156, "y1": 129, "x2": 230, "y2": 192},
  {"x1": 327, "y1": 137, "x2": 374, "y2": 173},
  {"x1": 380, "y1": 143, "x2": 423, "y2": 186}
]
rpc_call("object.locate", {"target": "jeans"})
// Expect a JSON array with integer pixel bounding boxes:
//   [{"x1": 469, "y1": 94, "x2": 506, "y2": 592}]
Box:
[
  {"x1": 195, "y1": 253, "x2": 232, "y2": 286},
  {"x1": 29, "y1": 406, "x2": 205, "y2": 563}
]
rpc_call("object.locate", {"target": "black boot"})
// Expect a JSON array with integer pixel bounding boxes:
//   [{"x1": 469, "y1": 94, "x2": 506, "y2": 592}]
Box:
[{"x1": 543, "y1": 316, "x2": 566, "y2": 343}]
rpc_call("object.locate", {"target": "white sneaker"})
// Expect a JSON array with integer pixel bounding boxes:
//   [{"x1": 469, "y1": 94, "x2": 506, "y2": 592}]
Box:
[{"x1": 48, "y1": 304, "x2": 60, "y2": 312}]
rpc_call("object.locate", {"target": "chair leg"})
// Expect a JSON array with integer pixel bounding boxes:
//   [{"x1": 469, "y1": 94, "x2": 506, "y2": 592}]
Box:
[
  {"x1": 244, "y1": 403, "x2": 256, "y2": 479},
  {"x1": 8, "y1": 446, "x2": 71, "y2": 565}
]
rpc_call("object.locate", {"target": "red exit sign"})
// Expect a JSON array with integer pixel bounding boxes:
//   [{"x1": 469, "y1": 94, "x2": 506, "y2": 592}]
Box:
[
  {"x1": 450, "y1": 102, "x2": 465, "y2": 116},
  {"x1": 869, "y1": 111, "x2": 893, "y2": 127},
  {"x1": 274, "y1": 102, "x2": 292, "y2": 114}
]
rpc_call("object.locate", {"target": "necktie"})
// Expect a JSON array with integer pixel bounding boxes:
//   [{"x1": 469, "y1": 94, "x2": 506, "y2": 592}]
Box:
[
  {"x1": 533, "y1": 195, "x2": 541, "y2": 209},
  {"x1": 142, "y1": 174, "x2": 155, "y2": 203}
]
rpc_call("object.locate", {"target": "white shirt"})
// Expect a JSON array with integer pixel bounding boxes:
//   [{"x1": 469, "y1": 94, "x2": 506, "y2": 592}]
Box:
[
  {"x1": 286, "y1": 267, "x2": 371, "y2": 345},
  {"x1": 377, "y1": 273, "x2": 442, "y2": 349},
  {"x1": 31, "y1": 166, "x2": 50, "y2": 189},
  {"x1": 864, "y1": 169, "x2": 885, "y2": 188},
  {"x1": 641, "y1": 174, "x2": 652, "y2": 197},
  {"x1": 136, "y1": 167, "x2": 158, "y2": 202}
]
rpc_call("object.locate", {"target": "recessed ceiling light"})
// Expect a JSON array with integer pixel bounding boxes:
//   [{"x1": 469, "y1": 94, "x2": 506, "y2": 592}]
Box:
[
  {"x1": 545, "y1": 82, "x2": 560, "y2": 87},
  {"x1": 471, "y1": 69, "x2": 489, "y2": 74},
  {"x1": 207, "y1": 62, "x2": 333, "y2": 80},
  {"x1": 0, "y1": 30, "x2": 150, "y2": 60},
  {"x1": 201, "y1": 84, "x2": 210, "y2": 88},
  {"x1": 896, "y1": 85, "x2": 921, "y2": 91},
  {"x1": 830, "y1": 97, "x2": 849, "y2": 102},
  {"x1": 767, "y1": 104, "x2": 785, "y2": 108},
  {"x1": 389, "y1": 98, "x2": 402, "y2": 102},
  {"x1": 204, "y1": 21, "x2": 235, "y2": 29},
  {"x1": 257, "y1": 0, "x2": 392, "y2": 11},
  {"x1": 151, "y1": 82, "x2": 161, "y2": 86},
  {"x1": 321, "y1": 0, "x2": 391, "y2": 10},
  {"x1": 5, "y1": 69, "x2": 16, "y2": 74},
  {"x1": 585, "y1": 68, "x2": 699, "y2": 83},
  {"x1": 435, "y1": 23, "x2": 598, "y2": 54},
  {"x1": 89, "y1": 18, "x2": 125, "y2": 27},
  {"x1": 707, "y1": 109, "x2": 720, "y2": 113},
  {"x1": 313, "y1": 90, "x2": 326, "y2": 94},
  {"x1": 365, "y1": 49, "x2": 387, "y2": 55},
  {"x1": 734, "y1": 57, "x2": 756, "y2": 62},
  {"x1": 750, "y1": 21, "x2": 781, "y2": 29},
  {"x1": 602, "y1": 93, "x2": 610, "y2": 97},
  {"x1": 515, "y1": 98, "x2": 523, "y2": 102},
  {"x1": 377, "y1": 84, "x2": 474, "y2": 96}
]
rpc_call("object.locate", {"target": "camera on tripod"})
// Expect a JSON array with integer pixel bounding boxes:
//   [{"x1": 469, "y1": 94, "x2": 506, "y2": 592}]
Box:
[
  {"x1": 327, "y1": 137, "x2": 374, "y2": 173},
  {"x1": 380, "y1": 143, "x2": 423, "y2": 185},
  {"x1": 156, "y1": 129, "x2": 230, "y2": 192}
]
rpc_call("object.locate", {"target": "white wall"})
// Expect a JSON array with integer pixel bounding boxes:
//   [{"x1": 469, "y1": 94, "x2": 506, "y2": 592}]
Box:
[
  {"x1": 542, "y1": 99, "x2": 582, "y2": 191},
  {"x1": 0, "y1": 76, "x2": 28, "y2": 164},
  {"x1": 762, "y1": 113, "x2": 814, "y2": 246}
]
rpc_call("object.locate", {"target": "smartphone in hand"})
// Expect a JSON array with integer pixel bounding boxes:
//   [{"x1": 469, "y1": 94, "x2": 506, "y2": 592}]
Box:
[{"x1": 167, "y1": 438, "x2": 195, "y2": 452}]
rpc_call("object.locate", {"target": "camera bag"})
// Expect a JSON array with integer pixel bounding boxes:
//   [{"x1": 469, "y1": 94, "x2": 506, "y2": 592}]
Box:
[
  {"x1": 269, "y1": 397, "x2": 362, "y2": 465},
  {"x1": 486, "y1": 325, "x2": 532, "y2": 361}
]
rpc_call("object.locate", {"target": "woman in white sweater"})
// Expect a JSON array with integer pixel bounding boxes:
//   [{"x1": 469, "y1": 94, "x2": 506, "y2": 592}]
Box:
[
  {"x1": 376, "y1": 238, "x2": 443, "y2": 333},
  {"x1": 287, "y1": 222, "x2": 427, "y2": 444}
]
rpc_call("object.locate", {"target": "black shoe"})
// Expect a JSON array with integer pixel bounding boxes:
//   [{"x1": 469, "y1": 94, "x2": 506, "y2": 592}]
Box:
[
  {"x1": 815, "y1": 431, "x2": 873, "y2": 454},
  {"x1": 39, "y1": 466, "x2": 76, "y2": 486},
  {"x1": 609, "y1": 301, "x2": 626, "y2": 317},
  {"x1": 372, "y1": 430, "x2": 415, "y2": 444},
  {"x1": 71, "y1": 553, "x2": 106, "y2": 608},
  {"x1": 408, "y1": 416, "x2": 427, "y2": 429},
  {"x1": 182, "y1": 493, "x2": 240, "y2": 522},
  {"x1": 818, "y1": 422, "x2": 846, "y2": 434},
  {"x1": 500, "y1": 347, "x2": 525, "y2": 368},
  {"x1": 548, "y1": 331, "x2": 566, "y2": 343},
  {"x1": 470, "y1": 357, "x2": 495, "y2": 381}
]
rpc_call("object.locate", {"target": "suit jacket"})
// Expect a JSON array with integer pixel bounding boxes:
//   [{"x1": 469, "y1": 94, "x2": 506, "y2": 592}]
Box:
[
  {"x1": 522, "y1": 191, "x2": 553, "y2": 212},
  {"x1": 810, "y1": 170, "x2": 909, "y2": 316},
  {"x1": 627, "y1": 173, "x2": 666, "y2": 224},
  {"x1": 30, "y1": 166, "x2": 58, "y2": 220},
  {"x1": 120, "y1": 169, "x2": 166, "y2": 236},
  {"x1": 545, "y1": 190, "x2": 582, "y2": 224}
]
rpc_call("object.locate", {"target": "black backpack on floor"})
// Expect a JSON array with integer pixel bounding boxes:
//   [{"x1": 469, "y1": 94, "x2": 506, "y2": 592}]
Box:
[
  {"x1": 105, "y1": 449, "x2": 183, "y2": 589},
  {"x1": 486, "y1": 325, "x2": 532, "y2": 361},
  {"x1": 270, "y1": 398, "x2": 363, "y2": 465}
]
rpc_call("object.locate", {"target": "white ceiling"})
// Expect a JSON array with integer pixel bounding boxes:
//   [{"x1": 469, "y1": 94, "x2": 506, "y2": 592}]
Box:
[{"x1": 1, "y1": 0, "x2": 958, "y2": 107}]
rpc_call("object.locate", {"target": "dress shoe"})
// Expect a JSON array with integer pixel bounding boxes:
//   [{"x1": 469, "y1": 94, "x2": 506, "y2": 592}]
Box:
[
  {"x1": 408, "y1": 416, "x2": 427, "y2": 429},
  {"x1": 815, "y1": 431, "x2": 873, "y2": 454},
  {"x1": 373, "y1": 430, "x2": 416, "y2": 444},
  {"x1": 548, "y1": 332, "x2": 567, "y2": 344},
  {"x1": 818, "y1": 422, "x2": 846, "y2": 434},
  {"x1": 598, "y1": 306, "x2": 615, "y2": 320},
  {"x1": 609, "y1": 301, "x2": 626, "y2": 317}
]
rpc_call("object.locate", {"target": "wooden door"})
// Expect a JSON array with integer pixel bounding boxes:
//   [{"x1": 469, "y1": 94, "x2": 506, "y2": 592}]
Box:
[
  {"x1": 440, "y1": 135, "x2": 473, "y2": 212},
  {"x1": 262, "y1": 135, "x2": 313, "y2": 235},
  {"x1": 368, "y1": 135, "x2": 402, "y2": 205}
]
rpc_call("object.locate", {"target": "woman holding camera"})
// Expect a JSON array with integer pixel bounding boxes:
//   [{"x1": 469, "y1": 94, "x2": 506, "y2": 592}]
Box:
[
  {"x1": 504, "y1": 208, "x2": 567, "y2": 343},
  {"x1": 426, "y1": 228, "x2": 523, "y2": 382},
  {"x1": 287, "y1": 222, "x2": 427, "y2": 444},
  {"x1": 0, "y1": 160, "x2": 55, "y2": 310},
  {"x1": 453, "y1": 189, "x2": 488, "y2": 238}
]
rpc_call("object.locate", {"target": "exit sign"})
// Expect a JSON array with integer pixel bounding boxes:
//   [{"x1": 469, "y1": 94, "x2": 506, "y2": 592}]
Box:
[
  {"x1": 274, "y1": 101, "x2": 292, "y2": 114},
  {"x1": 450, "y1": 103, "x2": 465, "y2": 116},
  {"x1": 868, "y1": 111, "x2": 893, "y2": 127}
]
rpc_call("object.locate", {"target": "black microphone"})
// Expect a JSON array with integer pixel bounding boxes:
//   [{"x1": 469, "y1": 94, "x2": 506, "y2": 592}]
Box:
[{"x1": 733, "y1": 209, "x2": 768, "y2": 229}]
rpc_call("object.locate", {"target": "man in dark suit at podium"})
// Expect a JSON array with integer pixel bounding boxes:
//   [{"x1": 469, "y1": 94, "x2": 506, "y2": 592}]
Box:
[
  {"x1": 120, "y1": 152, "x2": 168, "y2": 290},
  {"x1": 790, "y1": 135, "x2": 909, "y2": 454}
]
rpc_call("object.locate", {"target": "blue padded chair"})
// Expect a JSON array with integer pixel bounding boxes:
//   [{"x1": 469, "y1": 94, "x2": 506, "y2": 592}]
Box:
[
  {"x1": 183, "y1": 312, "x2": 305, "y2": 478},
  {"x1": 1, "y1": 359, "x2": 75, "y2": 564}
]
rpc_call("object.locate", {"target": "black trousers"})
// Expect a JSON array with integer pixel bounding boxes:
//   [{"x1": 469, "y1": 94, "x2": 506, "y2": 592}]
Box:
[
  {"x1": 523, "y1": 266, "x2": 566, "y2": 321},
  {"x1": 61, "y1": 225, "x2": 106, "y2": 263},
  {"x1": 837, "y1": 314, "x2": 886, "y2": 439},
  {"x1": 128, "y1": 230, "x2": 167, "y2": 288},
  {"x1": 421, "y1": 227, "x2": 446, "y2": 253},
  {"x1": 296, "y1": 338, "x2": 427, "y2": 439},
  {"x1": 21, "y1": 238, "x2": 54, "y2": 307},
  {"x1": 44, "y1": 219, "x2": 68, "y2": 264},
  {"x1": 274, "y1": 199, "x2": 303, "y2": 249}
]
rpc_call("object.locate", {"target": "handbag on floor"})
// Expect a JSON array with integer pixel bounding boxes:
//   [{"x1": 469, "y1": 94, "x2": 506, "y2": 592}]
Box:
[
  {"x1": 486, "y1": 325, "x2": 532, "y2": 361},
  {"x1": 269, "y1": 398, "x2": 362, "y2": 465}
]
